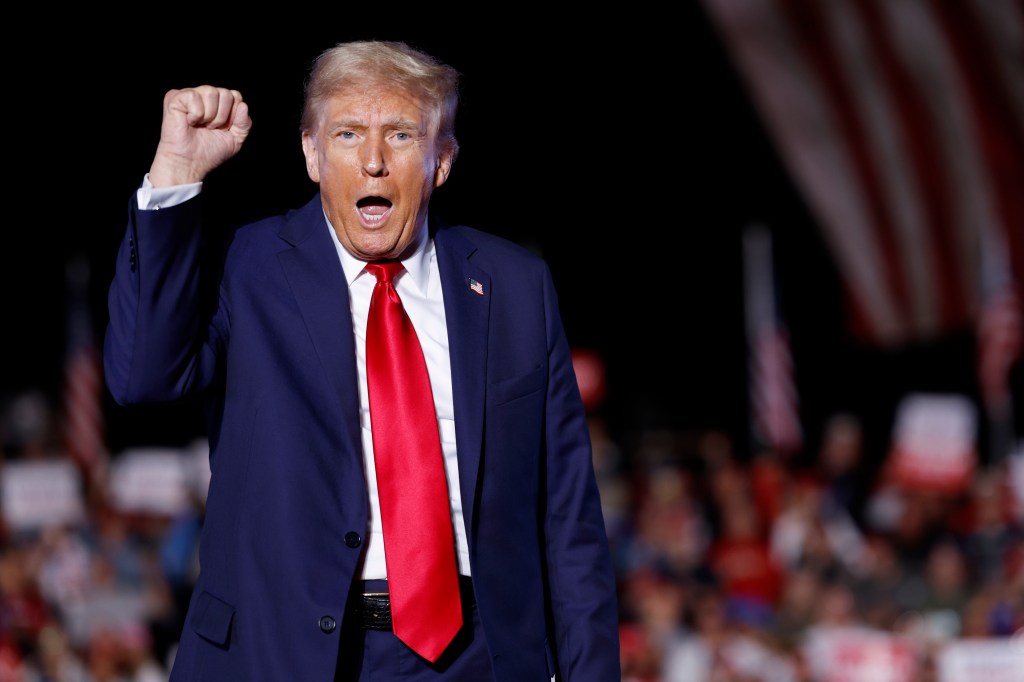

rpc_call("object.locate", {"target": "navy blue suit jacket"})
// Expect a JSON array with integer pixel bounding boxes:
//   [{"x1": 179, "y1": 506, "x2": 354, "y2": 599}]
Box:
[{"x1": 104, "y1": 191, "x2": 620, "y2": 681}]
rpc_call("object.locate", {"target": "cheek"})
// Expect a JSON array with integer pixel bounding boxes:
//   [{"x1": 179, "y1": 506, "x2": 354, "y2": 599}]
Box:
[
  {"x1": 391, "y1": 155, "x2": 440, "y2": 187},
  {"x1": 417, "y1": 165, "x2": 443, "y2": 195}
]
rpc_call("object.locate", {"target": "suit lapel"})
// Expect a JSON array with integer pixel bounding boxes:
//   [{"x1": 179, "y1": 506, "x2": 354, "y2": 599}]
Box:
[
  {"x1": 276, "y1": 195, "x2": 362, "y2": 454},
  {"x1": 434, "y1": 224, "x2": 489, "y2": 548}
]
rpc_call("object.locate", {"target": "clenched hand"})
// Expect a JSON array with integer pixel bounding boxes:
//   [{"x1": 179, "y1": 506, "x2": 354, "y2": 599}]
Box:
[{"x1": 149, "y1": 85, "x2": 252, "y2": 187}]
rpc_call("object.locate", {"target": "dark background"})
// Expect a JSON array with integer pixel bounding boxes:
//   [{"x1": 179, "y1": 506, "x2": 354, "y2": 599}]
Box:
[{"x1": 3, "y1": 10, "x2": 1008, "y2": 470}]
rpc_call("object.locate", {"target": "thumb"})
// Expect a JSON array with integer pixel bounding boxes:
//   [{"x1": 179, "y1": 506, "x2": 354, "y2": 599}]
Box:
[{"x1": 231, "y1": 100, "x2": 253, "y2": 139}]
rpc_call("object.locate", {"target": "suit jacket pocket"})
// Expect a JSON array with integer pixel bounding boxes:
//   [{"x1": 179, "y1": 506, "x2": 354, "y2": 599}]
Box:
[
  {"x1": 489, "y1": 364, "x2": 545, "y2": 406},
  {"x1": 190, "y1": 590, "x2": 236, "y2": 648}
]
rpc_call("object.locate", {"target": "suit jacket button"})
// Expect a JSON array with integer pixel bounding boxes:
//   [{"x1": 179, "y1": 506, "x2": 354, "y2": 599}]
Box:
[
  {"x1": 344, "y1": 532, "x2": 362, "y2": 548},
  {"x1": 319, "y1": 615, "x2": 337, "y2": 634}
]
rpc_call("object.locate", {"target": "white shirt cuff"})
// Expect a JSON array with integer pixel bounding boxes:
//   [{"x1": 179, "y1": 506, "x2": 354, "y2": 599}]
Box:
[{"x1": 137, "y1": 173, "x2": 202, "y2": 210}]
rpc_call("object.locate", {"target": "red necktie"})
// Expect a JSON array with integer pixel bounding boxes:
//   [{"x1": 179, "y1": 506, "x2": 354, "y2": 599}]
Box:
[{"x1": 364, "y1": 261, "x2": 462, "y2": 662}]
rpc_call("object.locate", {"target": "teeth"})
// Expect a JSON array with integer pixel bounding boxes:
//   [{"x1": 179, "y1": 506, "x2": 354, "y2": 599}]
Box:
[{"x1": 360, "y1": 210, "x2": 385, "y2": 224}]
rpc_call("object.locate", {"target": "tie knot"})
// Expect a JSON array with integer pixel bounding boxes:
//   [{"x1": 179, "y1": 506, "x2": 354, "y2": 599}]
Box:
[{"x1": 365, "y1": 261, "x2": 404, "y2": 285}]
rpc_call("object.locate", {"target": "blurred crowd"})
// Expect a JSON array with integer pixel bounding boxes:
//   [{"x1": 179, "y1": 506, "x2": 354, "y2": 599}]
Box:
[
  {"x1": 0, "y1": 391, "x2": 198, "y2": 682},
  {"x1": 1, "y1": 382, "x2": 1022, "y2": 681},
  {"x1": 599, "y1": 413, "x2": 1024, "y2": 681}
]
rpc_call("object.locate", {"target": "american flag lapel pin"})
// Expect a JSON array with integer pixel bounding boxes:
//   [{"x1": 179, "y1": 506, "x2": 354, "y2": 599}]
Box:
[{"x1": 468, "y1": 278, "x2": 484, "y2": 296}]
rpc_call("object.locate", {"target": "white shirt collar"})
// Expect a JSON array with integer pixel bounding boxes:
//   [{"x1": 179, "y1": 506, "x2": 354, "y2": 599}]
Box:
[{"x1": 328, "y1": 216, "x2": 433, "y2": 294}]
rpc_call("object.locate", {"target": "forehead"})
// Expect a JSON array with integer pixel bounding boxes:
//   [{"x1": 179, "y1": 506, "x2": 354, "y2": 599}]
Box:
[{"x1": 318, "y1": 87, "x2": 430, "y2": 128}]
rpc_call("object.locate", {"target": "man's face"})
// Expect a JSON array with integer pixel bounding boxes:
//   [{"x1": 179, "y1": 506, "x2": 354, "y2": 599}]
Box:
[{"x1": 301, "y1": 86, "x2": 452, "y2": 261}]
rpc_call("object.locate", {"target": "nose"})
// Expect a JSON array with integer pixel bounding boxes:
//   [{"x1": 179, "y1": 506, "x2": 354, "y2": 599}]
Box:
[{"x1": 361, "y1": 140, "x2": 388, "y2": 177}]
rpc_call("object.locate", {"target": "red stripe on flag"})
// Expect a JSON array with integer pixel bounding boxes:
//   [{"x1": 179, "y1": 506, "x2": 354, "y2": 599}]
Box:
[
  {"x1": 64, "y1": 346, "x2": 105, "y2": 473},
  {"x1": 773, "y1": 0, "x2": 914, "y2": 342},
  {"x1": 62, "y1": 256, "x2": 107, "y2": 482},
  {"x1": 853, "y1": 0, "x2": 968, "y2": 333},
  {"x1": 745, "y1": 226, "x2": 803, "y2": 456},
  {"x1": 752, "y1": 326, "x2": 803, "y2": 455},
  {"x1": 978, "y1": 281, "x2": 1023, "y2": 415},
  {"x1": 702, "y1": 0, "x2": 1024, "y2": 348},
  {"x1": 933, "y1": 0, "x2": 1024, "y2": 320}
]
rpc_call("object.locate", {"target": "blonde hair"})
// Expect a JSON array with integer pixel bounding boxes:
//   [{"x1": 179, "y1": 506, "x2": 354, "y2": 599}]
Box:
[{"x1": 301, "y1": 40, "x2": 461, "y2": 159}]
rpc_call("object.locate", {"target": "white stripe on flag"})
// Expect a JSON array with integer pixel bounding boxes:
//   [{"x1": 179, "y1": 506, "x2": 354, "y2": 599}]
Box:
[
  {"x1": 62, "y1": 255, "x2": 107, "y2": 482},
  {"x1": 744, "y1": 225, "x2": 803, "y2": 455}
]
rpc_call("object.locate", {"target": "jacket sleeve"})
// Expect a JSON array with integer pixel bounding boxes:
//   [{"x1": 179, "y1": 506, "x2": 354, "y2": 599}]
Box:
[
  {"x1": 104, "y1": 194, "x2": 225, "y2": 405},
  {"x1": 539, "y1": 263, "x2": 621, "y2": 680}
]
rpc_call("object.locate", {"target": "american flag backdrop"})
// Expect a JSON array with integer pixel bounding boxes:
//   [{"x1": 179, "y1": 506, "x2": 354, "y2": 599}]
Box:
[
  {"x1": 744, "y1": 225, "x2": 804, "y2": 456},
  {"x1": 978, "y1": 230, "x2": 1022, "y2": 418},
  {"x1": 978, "y1": 226, "x2": 1023, "y2": 462},
  {"x1": 700, "y1": 0, "x2": 1024, "y2": 359},
  {"x1": 62, "y1": 255, "x2": 107, "y2": 484}
]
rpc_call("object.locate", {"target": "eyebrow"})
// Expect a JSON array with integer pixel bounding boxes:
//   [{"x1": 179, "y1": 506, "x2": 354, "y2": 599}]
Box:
[{"x1": 327, "y1": 116, "x2": 422, "y2": 133}]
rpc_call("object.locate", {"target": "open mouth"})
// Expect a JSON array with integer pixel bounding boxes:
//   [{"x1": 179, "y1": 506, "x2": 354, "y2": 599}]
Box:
[{"x1": 357, "y1": 196, "x2": 393, "y2": 225}]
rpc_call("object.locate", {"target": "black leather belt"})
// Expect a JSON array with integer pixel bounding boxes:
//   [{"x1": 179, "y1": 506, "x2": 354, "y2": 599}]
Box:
[
  {"x1": 355, "y1": 576, "x2": 474, "y2": 631},
  {"x1": 360, "y1": 591, "x2": 394, "y2": 630}
]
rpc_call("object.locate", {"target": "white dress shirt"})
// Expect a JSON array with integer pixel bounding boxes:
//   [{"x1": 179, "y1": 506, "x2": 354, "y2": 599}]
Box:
[{"x1": 328, "y1": 218, "x2": 470, "y2": 580}]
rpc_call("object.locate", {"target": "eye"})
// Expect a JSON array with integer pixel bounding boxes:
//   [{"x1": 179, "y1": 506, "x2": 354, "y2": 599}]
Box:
[
  {"x1": 340, "y1": 131, "x2": 356, "y2": 139},
  {"x1": 394, "y1": 132, "x2": 410, "y2": 141}
]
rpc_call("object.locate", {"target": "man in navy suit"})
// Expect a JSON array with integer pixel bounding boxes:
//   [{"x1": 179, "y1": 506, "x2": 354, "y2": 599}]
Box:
[{"x1": 104, "y1": 40, "x2": 619, "y2": 681}]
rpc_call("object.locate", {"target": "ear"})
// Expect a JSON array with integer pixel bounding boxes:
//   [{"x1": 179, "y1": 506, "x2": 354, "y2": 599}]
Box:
[
  {"x1": 433, "y1": 149, "x2": 454, "y2": 188},
  {"x1": 301, "y1": 132, "x2": 320, "y2": 183}
]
